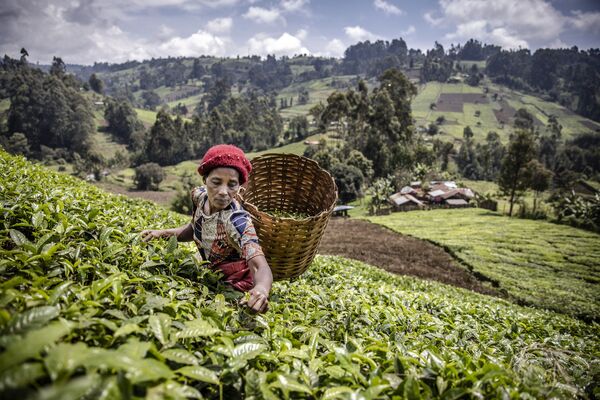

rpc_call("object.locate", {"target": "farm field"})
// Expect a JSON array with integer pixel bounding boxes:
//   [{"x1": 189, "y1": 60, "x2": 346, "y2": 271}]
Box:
[
  {"x1": 276, "y1": 76, "x2": 357, "y2": 119},
  {"x1": 135, "y1": 107, "x2": 158, "y2": 126},
  {"x1": 411, "y1": 81, "x2": 600, "y2": 142},
  {"x1": 1, "y1": 149, "x2": 599, "y2": 398},
  {"x1": 368, "y1": 208, "x2": 600, "y2": 321}
]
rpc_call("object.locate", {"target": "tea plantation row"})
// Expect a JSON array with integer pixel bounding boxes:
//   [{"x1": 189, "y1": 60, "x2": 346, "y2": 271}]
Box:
[
  {"x1": 368, "y1": 209, "x2": 600, "y2": 321},
  {"x1": 1, "y1": 149, "x2": 599, "y2": 399}
]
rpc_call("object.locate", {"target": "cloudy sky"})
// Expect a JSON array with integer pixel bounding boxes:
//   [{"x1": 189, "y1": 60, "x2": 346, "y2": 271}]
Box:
[{"x1": 1, "y1": 0, "x2": 599, "y2": 65}]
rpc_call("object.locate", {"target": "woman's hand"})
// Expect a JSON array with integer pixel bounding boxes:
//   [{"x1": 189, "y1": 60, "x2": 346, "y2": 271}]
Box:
[
  {"x1": 241, "y1": 286, "x2": 269, "y2": 313},
  {"x1": 141, "y1": 229, "x2": 169, "y2": 242}
]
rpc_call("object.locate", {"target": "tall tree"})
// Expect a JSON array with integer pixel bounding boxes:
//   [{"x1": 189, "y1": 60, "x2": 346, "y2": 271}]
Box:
[
  {"x1": 88, "y1": 73, "x2": 104, "y2": 94},
  {"x1": 498, "y1": 128, "x2": 537, "y2": 216}
]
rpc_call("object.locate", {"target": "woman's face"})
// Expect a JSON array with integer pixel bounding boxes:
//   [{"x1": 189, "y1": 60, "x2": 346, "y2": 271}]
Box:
[{"x1": 204, "y1": 167, "x2": 240, "y2": 213}]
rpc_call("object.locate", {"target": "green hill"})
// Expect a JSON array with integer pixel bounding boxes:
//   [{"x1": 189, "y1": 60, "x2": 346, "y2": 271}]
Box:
[{"x1": 1, "y1": 149, "x2": 598, "y2": 398}]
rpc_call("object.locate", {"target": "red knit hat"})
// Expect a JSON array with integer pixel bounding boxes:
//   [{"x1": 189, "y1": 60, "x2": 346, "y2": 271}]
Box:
[{"x1": 198, "y1": 144, "x2": 252, "y2": 184}]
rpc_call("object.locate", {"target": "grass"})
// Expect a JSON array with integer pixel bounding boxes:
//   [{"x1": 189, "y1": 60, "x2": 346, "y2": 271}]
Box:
[
  {"x1": 456, "y1": 60, "x2": 487, "y2": 70},
  {"x1": 90, "y1": 130, "x2": 128, "y2": 160},
  {"x1": 277, "y1": 76, "x2": 356, "y2": 119},
  {"x1": 135, "y1": 108, "x2": 158, "y2": 126},
  {"x1": 0, "y1": 99, "x2": 10, "y2": 113},
  {"x1": 367, "y1": 208, "x2": 600, "y2": 321},
  {"x1": 245, "y1": 133, "x2": 331, "y2": 159}
]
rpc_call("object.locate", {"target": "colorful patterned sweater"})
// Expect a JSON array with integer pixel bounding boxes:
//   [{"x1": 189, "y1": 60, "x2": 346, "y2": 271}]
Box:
[{"x1": 191, "y1": 186, "x2": 264, "y2": 266}]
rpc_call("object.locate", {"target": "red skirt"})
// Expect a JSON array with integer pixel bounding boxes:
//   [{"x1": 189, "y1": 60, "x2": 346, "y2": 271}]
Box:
[{"x1": 213, "y1": 259, "x2": 254, "y2": 292}]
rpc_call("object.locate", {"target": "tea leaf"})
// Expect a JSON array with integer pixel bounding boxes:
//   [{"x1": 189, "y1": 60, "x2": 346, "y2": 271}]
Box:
[
  {"x1": 176, "y1": 365, "x2": 219, "y2": 384},
  {"x1": 5, "y1": 306, "x2": 60, "y2": 334},
  {"x1": 149, "y1": 313, "x2": 171, "y2": 345},
  {"x1": 0, "y1": 320, "x2": 72, "y2": 373}
]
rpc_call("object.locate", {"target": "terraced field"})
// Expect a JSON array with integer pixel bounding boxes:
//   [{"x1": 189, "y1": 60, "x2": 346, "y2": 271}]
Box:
[
  {"x1": 412, "y1": 82, "x2": 600, "y2": 142},
  {"x1": 368, "y1": 208, "x2": 600, "y2": 321}
]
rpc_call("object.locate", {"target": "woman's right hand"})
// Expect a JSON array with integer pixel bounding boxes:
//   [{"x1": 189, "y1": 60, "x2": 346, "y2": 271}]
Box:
[{"x1": 141, "y1": 229, "x2": 168, "y2": 242}]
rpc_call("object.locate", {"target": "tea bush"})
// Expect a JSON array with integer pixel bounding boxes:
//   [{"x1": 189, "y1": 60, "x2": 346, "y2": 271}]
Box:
[{"x1": 1, "y1": 149, "x2": 599, "y2": 399}]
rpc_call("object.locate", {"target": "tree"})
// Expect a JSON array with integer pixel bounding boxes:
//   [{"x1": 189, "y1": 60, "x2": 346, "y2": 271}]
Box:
[
  {"x1": 4, "y1": 132, "x2": 30, "y2": 156},
  {"x1": 88, "y1": 73, "x2": 104, "y2": 94},
  {"x1": 523, "y1": 159, "x2": 553, "y2": 214},
  {"x1": 433, "y1": 140, "x2": 455, "y2": 171},
  {"x1": 322, "y1": 92, "x2": 350, "y2": 136},
  {"x1": 5, "y1": 58, "x2": 94, "y2": 156},
  {"x1": 298, "y1": 88, "x2": 310, "y2": 105},
  {"x1": 285, "y1": 116, "x2": 309, "y2": 141},
  {"x1": 134, "y1": 163, "x2": 165, "y2": 190},
  {"x1": 478, "y1": 131, "x2": 505, "y2": 180},
  {"x1": 367, "y1": 177, "x2": 394, "y2": 215},
  {"x1": 346, "y1": 149, "x2": 374, "y2": 181},
  {"x1": 19, "y1": 48, "x2": 29, "y2": 64},
  {"x1": 141, "y1": 90, "x2": 161, "y2": 110},
  {"x1": 190, "y1": 59, "x2": 206, "y2": 81},
  {"x1": 50, "y1": 56, "x2": 66, "y2": 77},
  {"x1": 330, "y1": 163, "x2": 365, "y2": 203},
  {"x1": 427, "y1": 123, "x2": 439, "y2": 136},
  {"x1": 456, "y1": 126, "x2": 482, "y2": 179},
  {"x1": 104, "y1": 99, "x2": 144, "y2": 145},
  {"x1": 309, "y1": 102, "x2": 326, "y2": 132},
  {"x1": 498, "y1": 129, "x2": 537, "y2": 216}
]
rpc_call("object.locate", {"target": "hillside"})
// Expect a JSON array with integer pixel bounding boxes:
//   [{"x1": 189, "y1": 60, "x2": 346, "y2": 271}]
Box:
[
  {"x1": 368, "y1": 208, "x2": 600, "y2": 321},
  {"x1": 1, "y1": 149, "x2": 599, "y2": 398},
  {"x1": 81, "y1": 55, "x2": 600, "y2": 147}
]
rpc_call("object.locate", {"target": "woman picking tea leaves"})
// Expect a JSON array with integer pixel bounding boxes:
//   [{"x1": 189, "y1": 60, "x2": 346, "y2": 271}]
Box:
[{"x1": 141, "y1": 144, "x2": 273, "y2": 313}]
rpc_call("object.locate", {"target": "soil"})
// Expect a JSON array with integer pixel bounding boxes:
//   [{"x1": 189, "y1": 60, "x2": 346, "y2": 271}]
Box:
[
  {"x1": 95, "y1": 182, "x2": 176, "y2": 205},
  {"x1": 318, "y1": 217, "x2": 501, "y2": 297},
  {"x1": 436, "y1": 93, "x2": 489, "y2": 113}
]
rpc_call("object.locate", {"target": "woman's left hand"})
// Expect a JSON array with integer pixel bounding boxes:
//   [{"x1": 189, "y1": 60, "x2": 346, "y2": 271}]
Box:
[{"x1": 242, "y1": 286, "x2": 269, "y2": 313}]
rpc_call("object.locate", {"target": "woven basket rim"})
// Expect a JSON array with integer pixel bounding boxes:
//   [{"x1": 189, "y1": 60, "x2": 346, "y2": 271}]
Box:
[{"x1": 240, "y1": 152, "x2": 338, "y2": 217}]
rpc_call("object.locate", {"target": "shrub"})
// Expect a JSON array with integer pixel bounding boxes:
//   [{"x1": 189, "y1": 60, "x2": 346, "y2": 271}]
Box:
[{"x1": 134, "y1": 162, "x2": 165, "y2": 191}]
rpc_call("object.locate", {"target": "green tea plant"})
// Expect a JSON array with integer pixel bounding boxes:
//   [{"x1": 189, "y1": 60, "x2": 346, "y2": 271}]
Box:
[
  {"x1": 368, "y1": 208, "x2": 600, "y2": 321},
  {"x1": 1, "y1": 149, "x2": 599, "y2": 399}
]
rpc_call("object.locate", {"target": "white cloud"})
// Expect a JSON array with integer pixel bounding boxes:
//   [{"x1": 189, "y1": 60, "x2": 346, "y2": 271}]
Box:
[
  {"x1": 428, "y1": 0, "x2": 588, "y2": 49},
  {"x1": 206, "y1": 17, "x2": 233, "y2": 34},
  {"x1": 157, "y1": 30, "x2": 228, "y2": 57},
  {"x1": 158, "y1": 24, "x2": 174, "y2": 39},
  {"x1": 401, "y1": 25, "x2": 416, "y2": 35},
  {"x1": 322, "y1": 38, "x2": 346, "y2": 58},
  {"x1": 548, "y1": 38, "x2": 569, "y2": 49},
  {"x1": 424, "y1": 11, "x2": 443, "y2": 26},
  {"x1": 280, "y1": 0, "x2": 309, "y2": 13},
  {"x1": 374, "y1": 0, "x2": 403, "y2": 16},
  {"x1": 445, "y1": 20, "x2": 528, "y2": 49},
  {"x1": 247, "y1": 32, "x2": 309, "y2": 57},
  {"x1": 243, "y1": 6, "x2": 283, "y2": 24},
  {"x1": 295, "y1": 28, "x2": 308, "y2": 40},
  {"x1": 488, "y1": 27, "x2": 529, "y2": 49},
  {"x1": 344, "y1": 26, "x2": 379, "y2": 42},
  {"x1": 569, "y1": 10, "x2": 600, "y2": 34}
]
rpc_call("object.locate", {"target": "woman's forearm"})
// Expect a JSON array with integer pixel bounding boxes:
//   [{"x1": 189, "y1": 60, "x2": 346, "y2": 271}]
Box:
[
  {"x1": 166, "y1": 223, "x2": 194, "y2": 242},
  {"x1": 248, "y1": 255, "x2": 273, "y2": 293}
]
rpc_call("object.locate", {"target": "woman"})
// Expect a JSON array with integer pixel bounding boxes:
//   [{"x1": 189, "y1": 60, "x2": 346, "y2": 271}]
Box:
[{"x1": 141, "y1": 144, "x2": 273, "y2": 313}]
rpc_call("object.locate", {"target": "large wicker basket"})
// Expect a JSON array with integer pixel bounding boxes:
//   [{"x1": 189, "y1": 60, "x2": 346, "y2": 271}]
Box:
[{"x1": 239, "y1": 153, "x2": 337, "y2": 280}]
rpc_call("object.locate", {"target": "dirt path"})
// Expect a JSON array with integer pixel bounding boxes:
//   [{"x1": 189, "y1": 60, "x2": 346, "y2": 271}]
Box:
[{"x1": 319, "y1": 218, "x2": 500, "y2": 297}]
